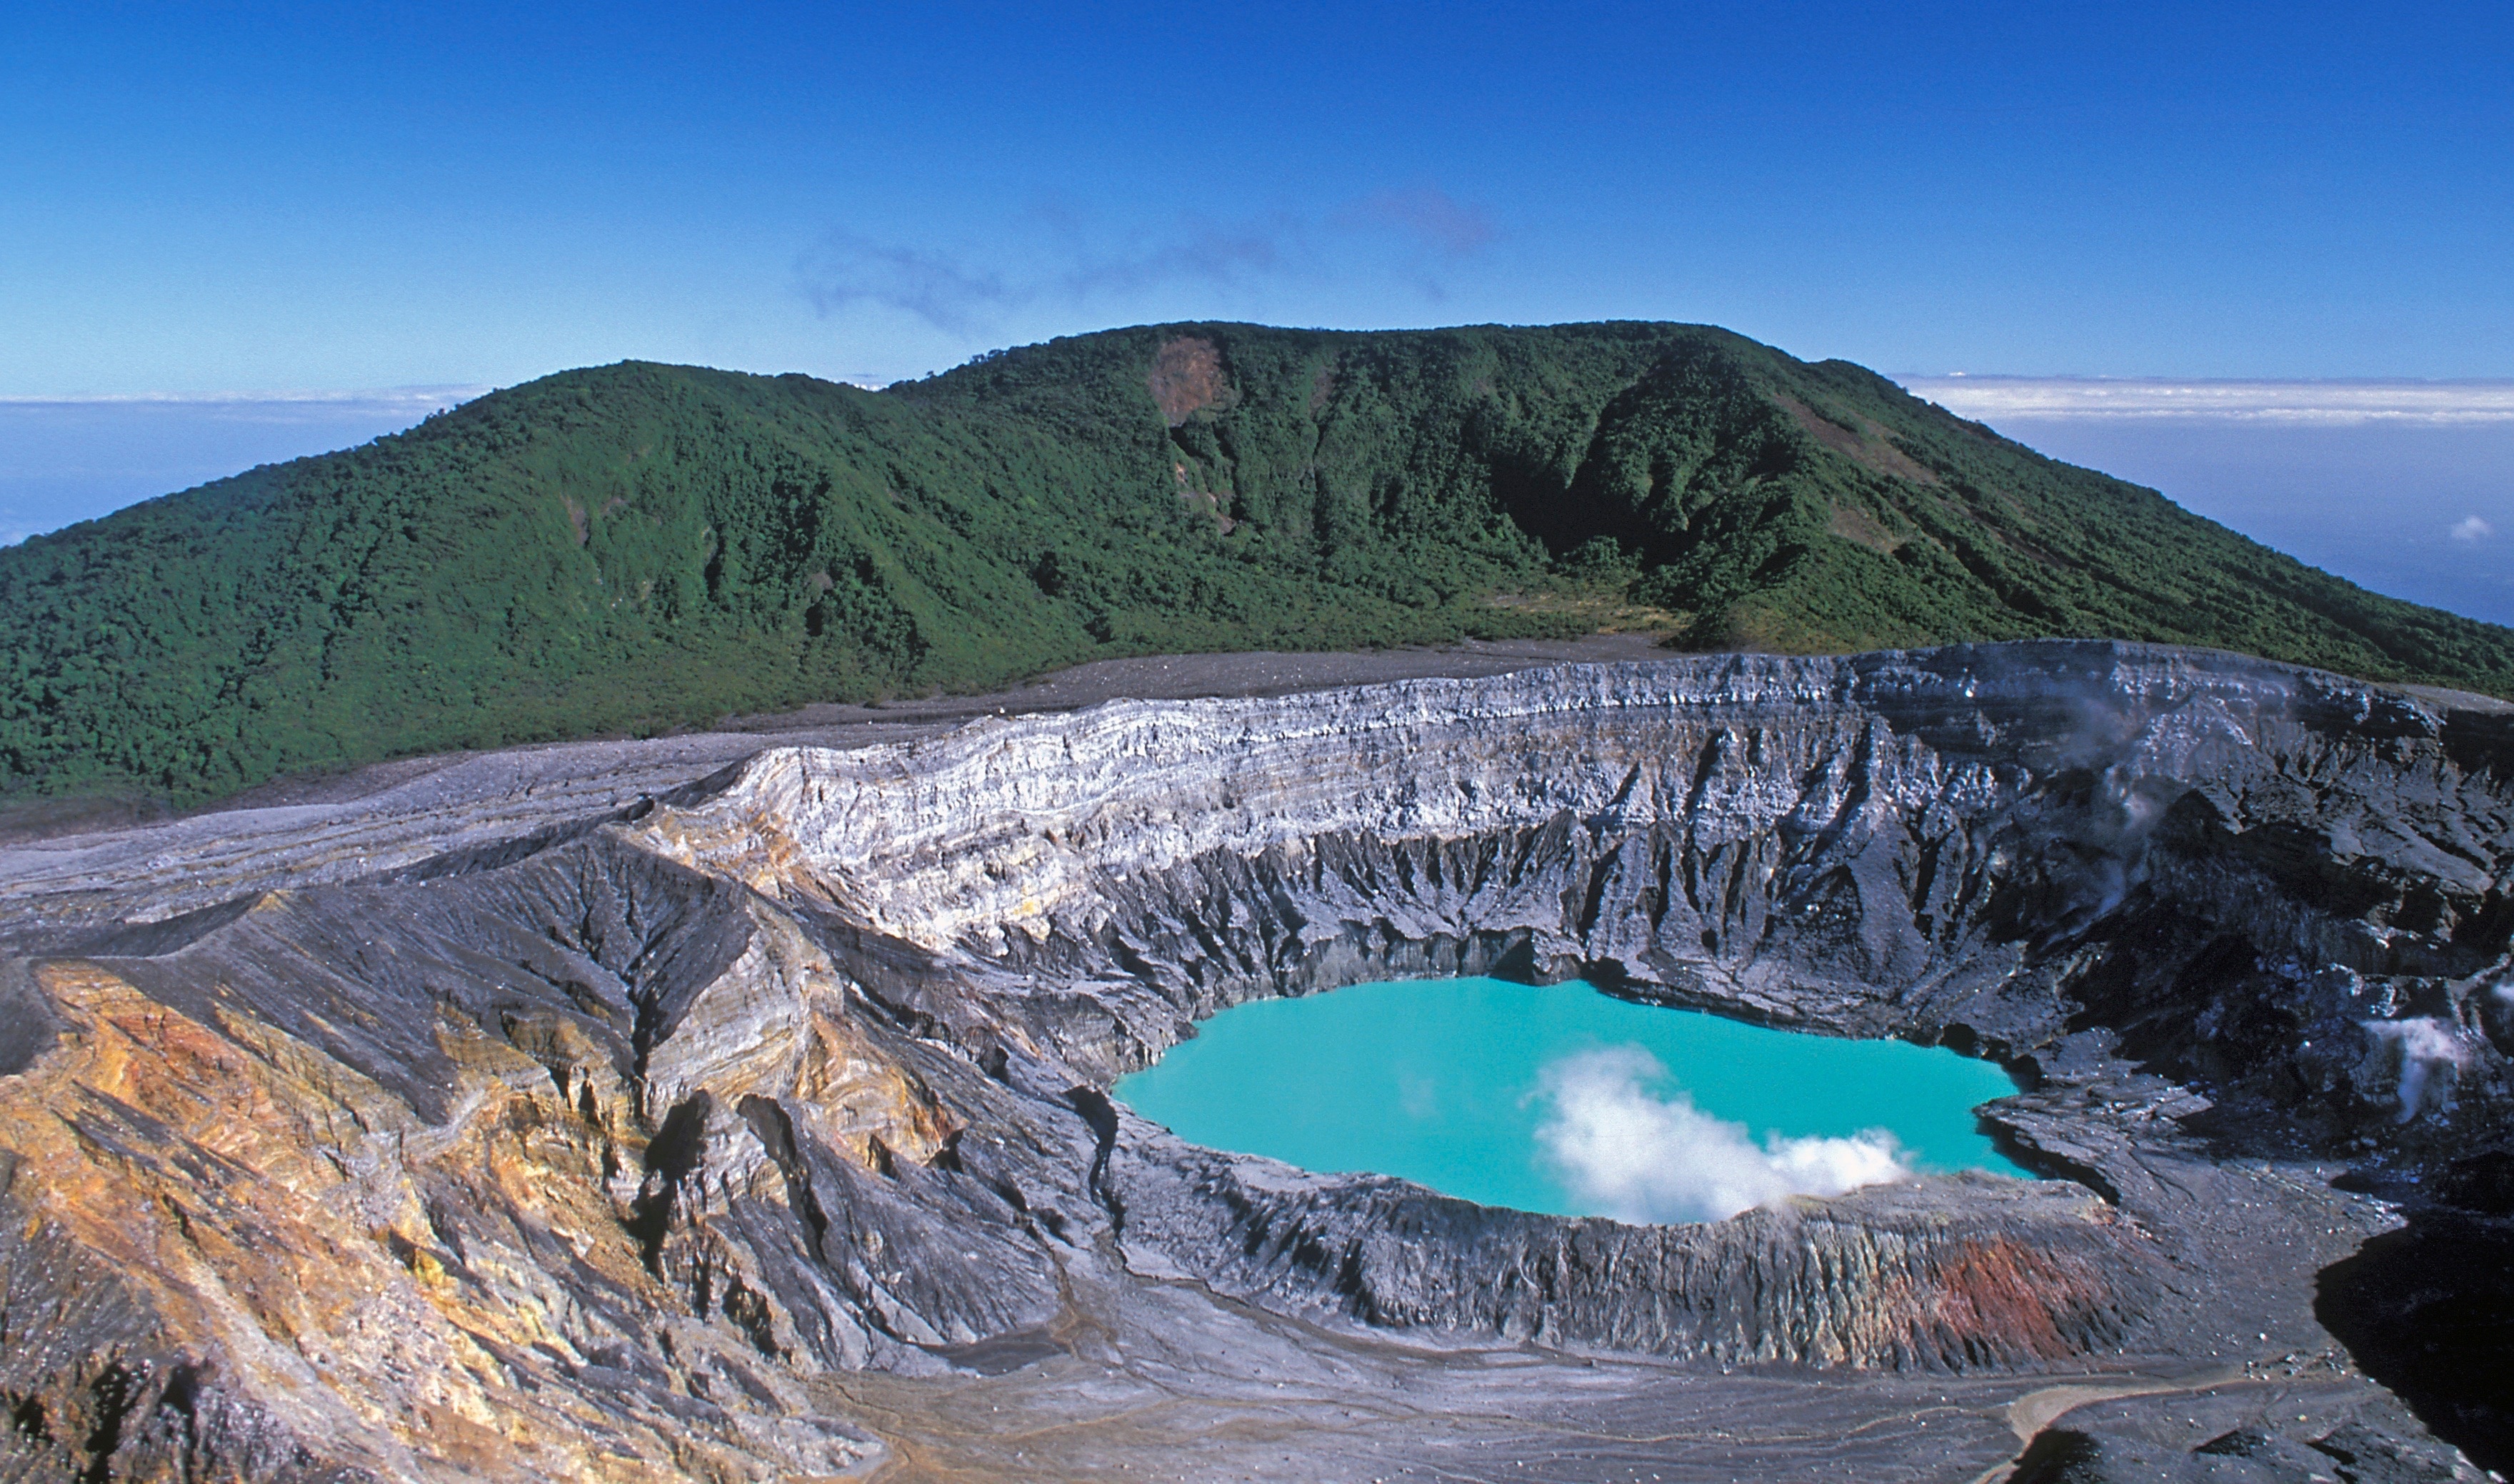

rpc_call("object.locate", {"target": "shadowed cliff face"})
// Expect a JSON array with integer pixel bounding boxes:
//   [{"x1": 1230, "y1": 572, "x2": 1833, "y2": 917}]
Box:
[{"x1": 1, "y1": 641, "x2": 2508, "y2": 1481}]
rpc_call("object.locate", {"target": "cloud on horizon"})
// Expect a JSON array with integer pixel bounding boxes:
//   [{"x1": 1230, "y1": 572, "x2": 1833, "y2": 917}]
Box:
[
  {"x1": 1532, "y1": 1046, "x2": 1910, "y2": 1224},
  {"x1": 0, "y1": 387, "x2": 491, "y2": 422},
  {"x1": 0, "y1": 388, "x2": 494, "y2": 545},
  {"x1": 797, "y1": 186, "x2": 1500, "y2": 336},
  {"x1": 1897, "y1": 376, "x2": 2514, "y2": 426}
]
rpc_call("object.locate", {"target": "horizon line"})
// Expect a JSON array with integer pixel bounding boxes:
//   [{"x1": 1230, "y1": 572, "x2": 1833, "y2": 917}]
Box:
[
  {"x1": 1893, "y1": 374, "x2": 2514, "y2": 423},
  {"x1": 8, "y1": 371, "x2": 2514, "y2": 423}
]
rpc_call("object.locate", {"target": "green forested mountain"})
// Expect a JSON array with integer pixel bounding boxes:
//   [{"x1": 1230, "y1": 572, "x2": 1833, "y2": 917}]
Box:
[{"x1": 6, "y1": 321, "x2": 2512, "y2": 807}]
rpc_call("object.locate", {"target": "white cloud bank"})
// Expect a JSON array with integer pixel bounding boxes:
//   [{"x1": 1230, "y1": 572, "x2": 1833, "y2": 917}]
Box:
[
  {"x1": 0, "y1": 388, "x2": 489, "y2": 423},
  {"x1": 1895, "y1": 376, "x2": 2514, "y2": 426},
  {"x1": 1532, "y1": 1046, "x2": 1910, "y2": 1224},
  {"x1": 2452, "y1": 516, "x2": 2495, "y2": 543}
]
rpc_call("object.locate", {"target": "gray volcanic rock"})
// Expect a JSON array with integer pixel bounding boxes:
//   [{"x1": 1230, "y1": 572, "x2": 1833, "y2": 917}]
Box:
[{"x1": 1, "y1": 640, "x2": 2508, "y2": 1481}]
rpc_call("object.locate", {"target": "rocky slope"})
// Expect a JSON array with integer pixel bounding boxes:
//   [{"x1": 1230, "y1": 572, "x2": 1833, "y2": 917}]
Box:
[{"x1": 2, "y1": 640, "x2": 2509, "y2": 1481}]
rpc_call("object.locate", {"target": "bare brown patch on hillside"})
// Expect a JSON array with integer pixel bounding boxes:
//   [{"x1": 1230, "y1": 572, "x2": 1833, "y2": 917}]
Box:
[
  {"x1": 1150, "y1": 337, "x2": 1231, "y2": 425},
  {"x1": 1308, "y1": 361, "x2": 1337, "y2": 413},
  {"x1": 1828, "y1": 503, "x2": 1907, "y2": 554},
  {"x1": 1696, "y1": 599, "x2": 1856, "y2": 656},
  {"x1": 1482, "y1": 591, "x2": 1684, "y2": 634},
  {"x1": 1776, "y1": 394, "x2": 1941, "y2": 485}
]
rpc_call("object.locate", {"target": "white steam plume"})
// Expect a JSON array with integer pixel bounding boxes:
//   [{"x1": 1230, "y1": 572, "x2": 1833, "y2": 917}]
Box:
[
  {"x1": 2360, "y1": 1018, "x2": 2475, "y2": 1121},
  {"x1": 1533, "y1": 1046, "x2": 1910, "y2": 1224}
]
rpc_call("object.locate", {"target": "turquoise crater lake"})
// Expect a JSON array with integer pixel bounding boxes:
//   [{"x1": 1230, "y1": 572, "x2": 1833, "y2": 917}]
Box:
[{"x1": 1113, "y1": 978, "x2": 2031, "y2": 1223}]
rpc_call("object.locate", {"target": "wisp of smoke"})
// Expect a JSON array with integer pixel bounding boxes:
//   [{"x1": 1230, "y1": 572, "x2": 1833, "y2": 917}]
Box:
[
  {"x1": 2360, "y1": 1017, "x2": 2474, "y2": 1121},
  {"x1": 796, "y1": 234, "x2": 1022, "y2": 336},
  {"x1": 1330, "y1": 186, "x2": 1498, "y2": 257},
  {"x1": 1532, "y1": 1046, "x2": 1910, "y2": 1224},
  {"x1": 796, "y1": 186, "x2": 1499, "y2": 334}
]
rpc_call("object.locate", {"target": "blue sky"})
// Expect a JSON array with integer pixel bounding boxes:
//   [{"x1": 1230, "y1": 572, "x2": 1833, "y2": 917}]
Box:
[
  {"x1": 4, "y1": 2, "x2": 2512, "y2": 617},
  {"x1": 7, "y1": 1, "x2": 2510, "y2": 393}
]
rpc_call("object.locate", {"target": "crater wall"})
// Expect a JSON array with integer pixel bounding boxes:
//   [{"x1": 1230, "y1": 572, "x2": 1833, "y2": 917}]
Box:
[{"x1": 2, "y1": 641, "x2": 2508, "y2": 1481}]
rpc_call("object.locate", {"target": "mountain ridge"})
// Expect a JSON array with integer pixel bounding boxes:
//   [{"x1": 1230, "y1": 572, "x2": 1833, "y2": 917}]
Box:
[{"x1": 6, "y1": 319, "x2": 2511, "y2": 806}]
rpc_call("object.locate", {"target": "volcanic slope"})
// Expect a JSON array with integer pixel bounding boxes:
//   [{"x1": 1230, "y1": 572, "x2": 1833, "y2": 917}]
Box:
[{"x1": 9, "y1": 321, "x2": 2514, "y2": 809}]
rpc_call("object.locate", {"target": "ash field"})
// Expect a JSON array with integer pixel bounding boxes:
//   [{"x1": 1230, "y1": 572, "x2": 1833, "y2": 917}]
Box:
[{"x1": 2, "y1": 638, "x2": 2511, "y2": 1483}]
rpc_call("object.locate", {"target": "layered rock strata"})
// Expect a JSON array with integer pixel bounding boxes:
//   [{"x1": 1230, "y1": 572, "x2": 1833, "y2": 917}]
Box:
[{"x1": 1, "y1": 641, "x2": 2507, "y2": 1481}]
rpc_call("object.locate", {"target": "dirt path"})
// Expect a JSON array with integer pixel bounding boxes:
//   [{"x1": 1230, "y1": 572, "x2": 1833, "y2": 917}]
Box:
[{"x1": 1960, "y1": 1369, "x2": 2253, "y2": 1484}]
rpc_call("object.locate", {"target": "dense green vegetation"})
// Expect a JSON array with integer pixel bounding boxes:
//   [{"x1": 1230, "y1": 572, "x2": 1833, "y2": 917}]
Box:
[{"x1": 7, "y1": 320, "x2": 2513, "y2": 808}]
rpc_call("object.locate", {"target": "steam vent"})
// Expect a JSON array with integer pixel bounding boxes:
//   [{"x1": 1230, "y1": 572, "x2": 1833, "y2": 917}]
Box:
[{"x1": 4, "y1": 640, "x2": 2510, "y2": 1481}]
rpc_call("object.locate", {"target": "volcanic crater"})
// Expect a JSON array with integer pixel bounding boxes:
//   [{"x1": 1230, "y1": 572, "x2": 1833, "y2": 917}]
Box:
[{"x1": 2, "y1": 639, "x2": 2510, "y2": 1482}]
